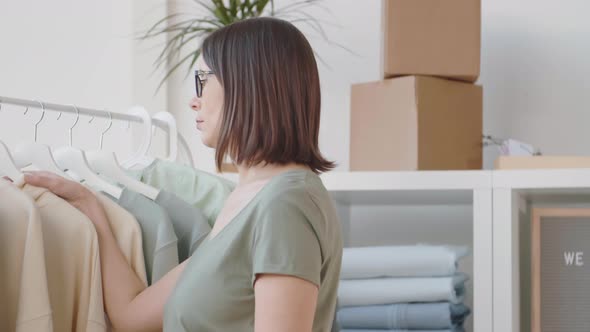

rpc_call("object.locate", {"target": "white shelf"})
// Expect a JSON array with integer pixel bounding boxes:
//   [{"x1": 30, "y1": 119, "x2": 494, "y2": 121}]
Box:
[
  {"x1": 321, "y1": 170, "x2": 493, "y2": 332},
  {"x1": 322, "y1": 170, "x2": 491, "y2": 205},
  {"x1": 322, "y1": 170, "x2": 491, "y2": 191}
]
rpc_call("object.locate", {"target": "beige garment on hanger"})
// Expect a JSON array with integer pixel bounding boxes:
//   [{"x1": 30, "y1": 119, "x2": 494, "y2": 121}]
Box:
[
  {"x1": 0, "y1": 178, "x2": 53, "y2": 332},
  {"x1": 15, "y1": 177, "x2": 107, "y2": 332},
  {"x1": 92, "y1": 191, "x2": 148, "y2": 286}
]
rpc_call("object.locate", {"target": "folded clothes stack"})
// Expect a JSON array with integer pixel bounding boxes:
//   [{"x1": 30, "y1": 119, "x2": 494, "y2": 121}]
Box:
[{"x1": 336, "y1": 245, "x2": 471, "y2": 332}]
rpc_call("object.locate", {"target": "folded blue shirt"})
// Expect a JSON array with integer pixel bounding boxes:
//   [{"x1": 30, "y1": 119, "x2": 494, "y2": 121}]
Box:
[
  {"x1": 338, "y1": 302, "x2": 469, "y2": 330},
  {"x1": 341, "y1": 328, "x2": 464, "y2": 332}
]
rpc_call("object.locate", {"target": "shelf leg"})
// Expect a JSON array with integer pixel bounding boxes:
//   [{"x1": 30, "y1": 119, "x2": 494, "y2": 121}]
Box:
[
  {"x1": 493, "y1": 189, "x2": 521, "y2": 332},
  {"x1": 474, "y1": 189, "x2": 494, "y2": 332}
]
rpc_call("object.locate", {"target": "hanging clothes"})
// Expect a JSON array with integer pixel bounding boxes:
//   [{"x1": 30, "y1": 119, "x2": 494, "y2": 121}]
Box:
[
  {"x1": 153, "y1": 190, "x2": 211, "y2": 262},
  {"x1": 104, "y1": 188, "x2": 179, "y2": 284},
  {"x1": 15, "y1": 178, "x2": 106, "y2": 332},
  {"x1": 93, "y1": 192, "x2": 148, "y2": 286},
  {"x1": 0, "y1": 178, "x2": 53, "y2": 332},
  {"x1": 126, "y1": 159, "x2": 235, "y2": 226}
]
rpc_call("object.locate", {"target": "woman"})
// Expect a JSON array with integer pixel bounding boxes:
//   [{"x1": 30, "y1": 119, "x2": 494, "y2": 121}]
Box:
[{"x1": 25, "y1": 17, "x2": 343, "y2": 332}]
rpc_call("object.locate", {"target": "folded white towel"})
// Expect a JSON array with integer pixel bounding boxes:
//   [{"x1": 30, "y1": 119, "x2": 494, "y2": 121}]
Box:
[
  {"x1": 338, "y1": 273, "x2": 468, "y2": 307},
  {"x1": 341, "y1": 245, "x2": 469, "y2": 279}
]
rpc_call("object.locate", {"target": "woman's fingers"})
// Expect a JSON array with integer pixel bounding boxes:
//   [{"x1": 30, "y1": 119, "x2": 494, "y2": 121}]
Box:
[
  {"x1": 23, "y1": 170, "x2": 105, "y2": 229},
  {"x1": 24, "y1": 171, "x2": 62, "y2": 190},
  {"x1": 23, "y1": 171, "x2": 84, "y2": 200}
]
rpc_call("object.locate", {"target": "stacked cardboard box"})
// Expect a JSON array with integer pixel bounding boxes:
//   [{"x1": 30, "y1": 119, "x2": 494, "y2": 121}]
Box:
[{"x1": 350, "y1": 0, "x2": 483, "y2": 171}]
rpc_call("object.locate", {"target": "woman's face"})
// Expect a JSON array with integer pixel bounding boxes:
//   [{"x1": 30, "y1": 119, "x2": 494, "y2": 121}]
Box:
[{"x1": 190, "y1": 56, "x2": 224, "y2": 148}]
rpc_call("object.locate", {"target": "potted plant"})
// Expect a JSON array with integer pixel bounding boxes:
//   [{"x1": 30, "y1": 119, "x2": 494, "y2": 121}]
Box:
[{"x1": 141, "y1": 0, "x2": 349, "y2": 91}]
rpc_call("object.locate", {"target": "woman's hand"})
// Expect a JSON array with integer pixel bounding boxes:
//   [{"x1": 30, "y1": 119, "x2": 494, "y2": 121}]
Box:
[{"x1": 23, "y1": 171, "x2": 109, "y2": 230}]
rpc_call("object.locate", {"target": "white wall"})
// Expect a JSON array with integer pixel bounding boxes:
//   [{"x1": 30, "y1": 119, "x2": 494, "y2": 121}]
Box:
[
  {"x1": 481, "y1": 0, "x2": 590, "y2": 168},
  {"x1": 0, "y1": 0, "x2": 168, "y2": 160}
]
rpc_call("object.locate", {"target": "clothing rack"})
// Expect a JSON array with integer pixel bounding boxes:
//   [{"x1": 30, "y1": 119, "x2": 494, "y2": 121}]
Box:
[
  {"x1": 0, "y1": 95, "x2": 195, "y2": 166},
  {"x1": 1, "y1": 95, "x2": 164, "y2": 127}
]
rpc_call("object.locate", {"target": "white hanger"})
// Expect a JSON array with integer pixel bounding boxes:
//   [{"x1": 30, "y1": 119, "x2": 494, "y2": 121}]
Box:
[
  {"x1": 86, "y1": 150, "x2": 159, "y2": 200},
  {"x1": 85, "y1": 107, "x2": 159, "y2": 200},
  {"x1": 131, "y1": 111, "x2": 179, "y2": 168},
  {"x1": 153, "y1": 111, "x2": 178, "y2": 162},
  {"x1": 53, "y1": 106, "x2": 123, "y2": 198},
  {"x1": 120, "y1": 106, "x2": 153, "y2": 170},
  {"x1": 0, "y1": 100, "x2": 22, "y2": 180},
  {"x1": 11, "y1": 100, "x2": 71, "y2": 178},
  {"x1": 0, "y1": 140, "x2": 22, "y2": 180}
]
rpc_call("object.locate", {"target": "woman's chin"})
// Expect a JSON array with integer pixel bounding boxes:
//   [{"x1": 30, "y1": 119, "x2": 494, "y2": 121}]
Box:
[{"x1": 200, "y1": 136, "x2": 215, "y2": 148}]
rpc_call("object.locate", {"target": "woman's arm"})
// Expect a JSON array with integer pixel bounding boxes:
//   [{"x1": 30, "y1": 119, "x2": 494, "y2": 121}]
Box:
[
  {"x1": 24, "y1": 171, "x2": 187, "y2": 331},
  {"x1": 94, "y1": 204, "x2": 188, "y2": 331},
  {"x1": 254, "y1": 274, "x2": 318, "y2": 332}
]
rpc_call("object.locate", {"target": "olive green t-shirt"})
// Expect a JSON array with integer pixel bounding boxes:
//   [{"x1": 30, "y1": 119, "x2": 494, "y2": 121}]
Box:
[{"x1": 163, "y1": 169, "x2": 343, "y2": 332}]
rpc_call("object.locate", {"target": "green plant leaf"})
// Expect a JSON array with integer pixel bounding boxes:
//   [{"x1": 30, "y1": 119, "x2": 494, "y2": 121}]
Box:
[
  {"x1": 255, "y1": 0, "x2": 271, "y2": 15},
  {"x1": 139, "y1": 13, "x2": 186, "y2": 39},
  {"x1": 139, "y1": 16, "x2": 221, "y2": 43},
  {"x1": 156, "y1": 50, "x2": 201, "y2": 92},
  {"x1": 239, "y1": 0, "x2": 250, "y2": 18},
  {"x1": 229, "y1": 0, "x2": 239, "y2": 18},
  {"x1": 152, "y1": 28, "x2": 210, "y2": 74},
  {"x1": 211, "y1": 0, "x2": 232, "y2": 24},
  {"x1": 184, "y1": 49, "x2": 203, "y2": 80},
  {"x1": 152, "y1": 21, "x2": 213, "y2": 65},
  {"x1": 274, "y1": 0, "x2": 322, "y2": 16},
  {"x1": 193, "y1": 0, "x2": 216, "y2": 13}
]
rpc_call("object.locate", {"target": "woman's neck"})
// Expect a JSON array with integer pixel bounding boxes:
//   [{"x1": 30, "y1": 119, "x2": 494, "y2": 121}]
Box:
[{"x1": 235, "y1": 162, "x2": 309, "y2": 186}]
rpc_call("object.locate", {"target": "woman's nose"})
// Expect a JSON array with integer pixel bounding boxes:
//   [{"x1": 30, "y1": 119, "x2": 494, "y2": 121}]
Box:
[{"x1": 189, "y1": 97, "x2": 201, "y2": 111}]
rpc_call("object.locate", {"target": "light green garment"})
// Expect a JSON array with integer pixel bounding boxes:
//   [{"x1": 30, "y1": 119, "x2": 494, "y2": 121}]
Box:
[
  {"x1": 155, "y1": 190, "x2": 211, "y2": 262},
  {"x1": 164, "y1": 169, "x2": 343, "y2": 332},
  {"x1": 126, "y1": 159, "x2": 235, "y2": 226},
  {"x1": 107, "y1": 188, "x2": 179, "y2": 285}
]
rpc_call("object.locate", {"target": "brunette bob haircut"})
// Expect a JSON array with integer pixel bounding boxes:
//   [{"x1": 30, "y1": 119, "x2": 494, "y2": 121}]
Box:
[{"x1": 201, "y1": 17, "x2": 335, "y2": 174}]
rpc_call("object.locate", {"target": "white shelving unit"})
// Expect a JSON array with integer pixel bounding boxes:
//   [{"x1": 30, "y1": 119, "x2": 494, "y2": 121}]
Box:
[
  {"x1": 322, "y1": 170, "x2": 493, "y2": 332},
  {"x1": 492, "y1": 168, "x2": 590, "y2": 332}
]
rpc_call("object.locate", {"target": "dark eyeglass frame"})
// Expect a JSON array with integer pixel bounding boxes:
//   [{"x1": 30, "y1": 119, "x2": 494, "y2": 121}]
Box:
[{"x1": 195, "y1": 70, "x2": 215, "y2": 98}]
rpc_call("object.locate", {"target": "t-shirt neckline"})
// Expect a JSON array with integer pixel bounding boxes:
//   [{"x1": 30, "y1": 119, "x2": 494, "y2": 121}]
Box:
[{"x1": 203, "y1": 168, "x2": 311, "y2": 243}]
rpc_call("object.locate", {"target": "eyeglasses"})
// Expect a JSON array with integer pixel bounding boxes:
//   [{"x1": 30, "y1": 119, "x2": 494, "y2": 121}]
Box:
[{"x1": 195, "y1": 70, "x2": 215, "y2": 98}]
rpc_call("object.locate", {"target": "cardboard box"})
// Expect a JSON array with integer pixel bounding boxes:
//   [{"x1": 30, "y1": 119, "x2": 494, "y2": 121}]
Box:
[
  {"x1": 350, "y1": 76, "x2": 482, "y2": 171},
  {"x1": 382, "y1": 0, "x2": 481, "y2": 82},
  {"x1": 495, "y1": 156, "x2": 590, "y2": 170}
]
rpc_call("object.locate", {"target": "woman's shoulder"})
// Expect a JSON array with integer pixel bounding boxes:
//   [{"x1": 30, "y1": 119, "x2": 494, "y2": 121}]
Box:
[
  {"x1": 260, "y1": 169, "x2": 329, "y2": 210},
  {"x1": 254, "y1": 169, "x2": 337, "y2": 234},
  {"x1": 253, "y1": 169, "x2": 342, "y2": 258}
]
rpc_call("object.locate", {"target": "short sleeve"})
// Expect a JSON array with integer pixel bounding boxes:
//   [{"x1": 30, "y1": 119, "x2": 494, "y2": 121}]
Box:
[{"x1": 251, "y1": 199, "x2": 322, "y2": 287}]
